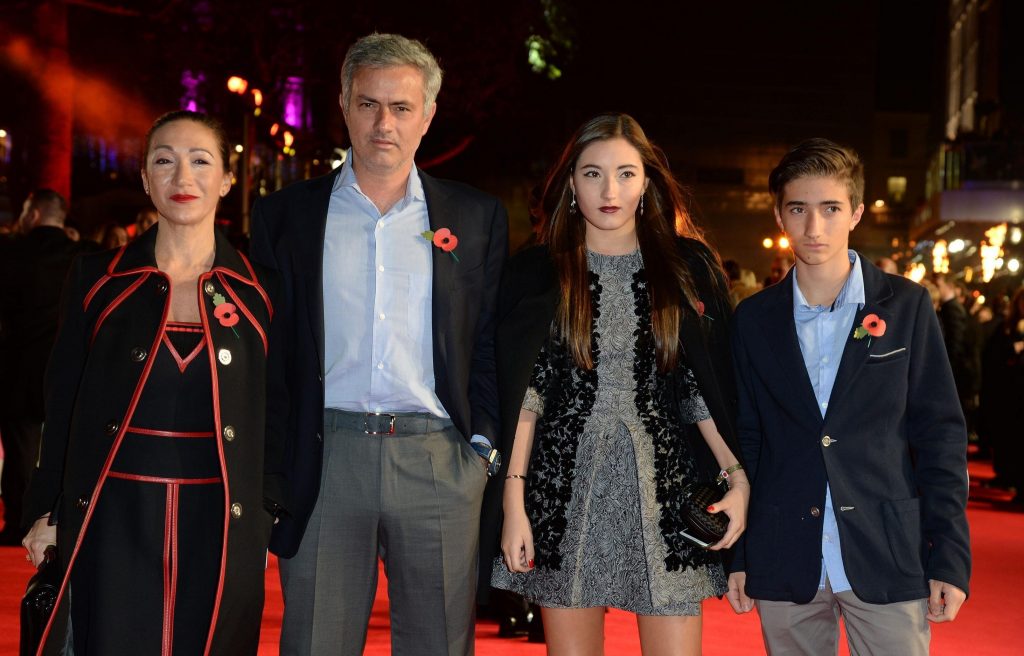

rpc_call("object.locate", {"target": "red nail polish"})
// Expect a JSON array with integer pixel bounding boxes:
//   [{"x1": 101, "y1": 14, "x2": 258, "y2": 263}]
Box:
[
  {"x1": 528, "y1": 559, "x2": 535, "y2": 568},
  {"x1": 707, "y1": 505, "x2": 715, "y2": 512}
]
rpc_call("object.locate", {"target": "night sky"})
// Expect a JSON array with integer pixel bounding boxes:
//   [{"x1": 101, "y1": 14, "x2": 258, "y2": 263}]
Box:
[{"x1": 0, "y1": 0, "x2": 947, "y2": 267}]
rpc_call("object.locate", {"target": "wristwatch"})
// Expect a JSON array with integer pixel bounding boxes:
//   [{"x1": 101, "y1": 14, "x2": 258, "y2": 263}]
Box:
[{"x1": 470, "y1": 441, "x2": 502, "y2": 477}]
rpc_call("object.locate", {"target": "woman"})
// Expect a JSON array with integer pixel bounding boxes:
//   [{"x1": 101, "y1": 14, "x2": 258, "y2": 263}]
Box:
[
  {"x1": 490, "y1": 113, "x2": 748, "y2": 654},
  {"x1": 22, "y1": 110, "x2": 282, "y2": 655}
]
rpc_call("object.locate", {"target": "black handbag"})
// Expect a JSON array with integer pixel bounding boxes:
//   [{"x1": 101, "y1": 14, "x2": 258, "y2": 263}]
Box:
[
  {"x1": 678, "y1": 482, "x2": 729, "y2": 548},
  {"x1": 21, "y1": 545, "x2": 60, "y2": 656}
]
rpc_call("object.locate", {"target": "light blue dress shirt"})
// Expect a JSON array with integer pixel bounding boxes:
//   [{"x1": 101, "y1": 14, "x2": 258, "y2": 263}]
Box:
[
  {"x1": 791, "y1": 250, "x2": 865, "y2": 593},
  {"x1": 322, "y1": 151, "x2": 447, "y2": 418}
]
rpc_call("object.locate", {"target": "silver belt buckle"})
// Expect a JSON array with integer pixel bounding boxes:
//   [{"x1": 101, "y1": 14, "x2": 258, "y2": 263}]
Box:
[{"x1": 364, "y1": 412, "x2": 396, "y2": 435}]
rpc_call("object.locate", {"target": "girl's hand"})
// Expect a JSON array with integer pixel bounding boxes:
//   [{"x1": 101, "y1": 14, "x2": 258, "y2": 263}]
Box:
[
  {"x1": 707, "y1": 479, "x2": 749, "y2": 551},
  {"x1": 23, "y1": 515, "x2": 57, "y2": 568},
  {"x1": 500, "y1": 508, "x2": 535, "y2": 573}
]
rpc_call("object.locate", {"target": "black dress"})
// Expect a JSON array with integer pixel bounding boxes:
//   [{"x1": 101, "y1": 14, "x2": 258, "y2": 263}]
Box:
[{"x1": 70, "y1": 321, "x2": 224, "y2": 655}]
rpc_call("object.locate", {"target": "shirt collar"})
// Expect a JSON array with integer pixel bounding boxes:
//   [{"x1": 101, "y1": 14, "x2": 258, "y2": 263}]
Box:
[
  {"x1": 792, "y1": 250, "x2": 865, "y2": 312},
  {"x1": 333, "y1": 148, "x2": 426, "y2": 207}
]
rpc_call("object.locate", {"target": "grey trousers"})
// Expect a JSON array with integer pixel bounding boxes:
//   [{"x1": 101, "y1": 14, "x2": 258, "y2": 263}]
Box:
[
  {"x1": 756, "y1": 577, "x2": 930, "y2": 656},
  {"x1": 279, "y1": 410, "x2": 488, "y2": 656}
]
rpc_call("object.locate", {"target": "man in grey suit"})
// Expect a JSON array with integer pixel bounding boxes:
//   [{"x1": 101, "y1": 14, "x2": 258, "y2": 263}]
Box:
[{"x1": 250, "y1": 33, "x2": 508, "y2": 655}]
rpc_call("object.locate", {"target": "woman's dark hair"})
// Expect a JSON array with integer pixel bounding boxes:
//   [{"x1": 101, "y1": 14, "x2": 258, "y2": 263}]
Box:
[
  {"x1": 540, "y1": 112, "x2": 706, "y2": 373},
  {"x1": 143, "y1": 110, "x2": 231, "y2": 173}
]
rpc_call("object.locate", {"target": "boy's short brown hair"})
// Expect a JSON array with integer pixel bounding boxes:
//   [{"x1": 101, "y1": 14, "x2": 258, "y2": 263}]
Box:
[{"x1": 769, "y1": 138, "x2": 864, "y2": 211}]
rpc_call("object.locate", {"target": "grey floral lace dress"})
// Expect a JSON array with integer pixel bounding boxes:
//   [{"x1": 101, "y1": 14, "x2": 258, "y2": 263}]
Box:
[{"x1": 491, "y1": 249, "x2": 726, "y2": 615}]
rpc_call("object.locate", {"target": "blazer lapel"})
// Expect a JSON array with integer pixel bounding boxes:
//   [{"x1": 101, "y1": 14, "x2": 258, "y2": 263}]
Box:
[
  {"x1": 825, "y1": 259, "x2": 895, "y2": 421},
  {"x1": 753, "y1": 273, "x2": 823, "y2": 421},
  {"x1": 309, "y1": 169, "x2": 340, "y2": 378},
  {"x1": 421, "y1": 171, "x2": 460, "y2": 394}
]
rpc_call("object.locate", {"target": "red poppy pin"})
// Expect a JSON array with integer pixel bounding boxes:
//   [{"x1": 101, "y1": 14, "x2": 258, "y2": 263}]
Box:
[
  {"x1": 212, "y1": 292, "x2": 241, "y2": 337},
  {"x1": 420, "y1": 228, "x2": 460, "y2": 262},
  {"x1": 852, "y1": 313, "x2": 886, "y2": 346}
]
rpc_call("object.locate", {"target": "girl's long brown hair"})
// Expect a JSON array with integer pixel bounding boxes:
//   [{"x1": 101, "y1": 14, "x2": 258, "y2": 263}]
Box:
[{"x1": 540, "y1": 113, "x2": 705, "y2": 373}]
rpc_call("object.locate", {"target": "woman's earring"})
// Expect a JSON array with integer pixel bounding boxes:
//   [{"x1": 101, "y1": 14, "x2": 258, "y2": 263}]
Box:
[
  {"x1": 640, "y1": 195, "x2": 645, "y2": 216},
  {"x1": 569, "y1": 193, "x2": 577, "y2": 214}
]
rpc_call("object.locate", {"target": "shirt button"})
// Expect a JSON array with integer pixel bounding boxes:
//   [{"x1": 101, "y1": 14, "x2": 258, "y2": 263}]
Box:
[
  {"x1": 378, "y1": 265, "x2": 384, "y2": 272},
  {"x1": 378, "y1": 313, "x2": 385, "y2": 320},
  {"x1": 377, "y1": 362, "x2": 384, "y2": 369},
  {"x1": 223, "y1": 425, "x2": 236, "y2": 441},
  {"x1": 821, "y1": 401, "x2": 828, "y2": 409},
  {"x1": 104, "y1": 420, "x2": 120, "y2": 436},
  {"x1": 130, "y1": 347, "x2": 148, "y2": 362},
  {"x1": 218, "y1": 348, "x2": 232, "y2": 365},
  {"x1": 822, "y1": 356, "x2": 830, "y2": 364},
  {"x1": 810, "y1": 506, "x2": 821, "y2": 517},
  {"x1": 76, "y1": 496, "x2": 90, "y2": 511},
  {"x1": 230, "y1": 502, "x2": 243, "y2": 519}
]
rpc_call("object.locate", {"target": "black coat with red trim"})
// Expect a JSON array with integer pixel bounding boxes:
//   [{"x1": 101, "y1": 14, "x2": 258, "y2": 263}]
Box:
[{"x1": 25, "y1": 226, "x2": 282, "y2": 655}]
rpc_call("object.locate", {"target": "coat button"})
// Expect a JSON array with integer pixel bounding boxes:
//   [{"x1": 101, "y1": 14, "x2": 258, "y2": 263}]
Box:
[
  {"x1": 76, "y1": 496, "x2": 90, "y2": 511},
  {"x1": 130, "y1": 346, "x2": 148, "y2": 362},
  {"x1": 810, "y1": 506, "x2": 821, "y2": 517},
  {"x1": 821, "y1": 435, "x2": 835, "y2": 447},
  {"x1": 156, "y1": 279, "x2": 169, "y2": 294},
  {"x1": 230, "y1": 502, "x2": 243, "y2": 519},
  {"x1": 218, "y1": 348, "x2": 232, "y2": 365},
  {"x1": 204, "y1": 281, "x2": 216, "y2": 296},
  {"x1": 316, "y1": 432, "x2": 322, "y2": 442},
  {"x1": 223, "y1": 425, "x2": 236, "y2": 441},
  {"x1": 104, "y1": 420, "x2": 120, "y2": 436}
]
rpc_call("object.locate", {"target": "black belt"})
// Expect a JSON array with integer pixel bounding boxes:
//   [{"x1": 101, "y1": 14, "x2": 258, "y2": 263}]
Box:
[{"x1": 324, "y1": 408, "x2": 453, "y2": 436}]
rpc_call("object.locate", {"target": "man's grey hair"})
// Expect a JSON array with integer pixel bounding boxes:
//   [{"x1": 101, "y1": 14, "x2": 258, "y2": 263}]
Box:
[{"x1": 340, "y1": 33, "x2": 444, "y2": 111}]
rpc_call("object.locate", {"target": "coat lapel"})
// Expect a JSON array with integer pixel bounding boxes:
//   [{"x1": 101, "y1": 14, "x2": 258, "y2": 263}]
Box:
[
  {"x1": 824, "y1": 259, "x2": 895, "y2": 421},
  {"x1": 309, "y1": 169, "x2": 340, "y2": 378},
  {"x1": 421, "y1": 171, "x2": 459, "y2": 390},
  {"x1": 753, "y1": 272, "x2": 823, "y2": 421}
]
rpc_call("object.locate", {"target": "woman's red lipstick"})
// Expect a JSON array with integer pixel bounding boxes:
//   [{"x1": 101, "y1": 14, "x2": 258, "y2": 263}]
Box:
[
  {"x1": 599, "y1": 205, "x2": 619, "y2": 213},
  {"x1": 170, "y1": 194, "x2": 198, "y2": 202}
]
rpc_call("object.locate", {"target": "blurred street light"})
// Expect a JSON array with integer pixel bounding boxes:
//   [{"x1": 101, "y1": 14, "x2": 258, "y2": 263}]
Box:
[{"x1": 227, "y1": 76, "x2": 248, "y2": 94}]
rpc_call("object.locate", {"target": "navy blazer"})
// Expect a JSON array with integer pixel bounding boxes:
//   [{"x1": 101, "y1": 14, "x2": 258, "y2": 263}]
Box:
[
  {"x1": 730, "y1": 256, "x2": 971, "y2": 604},
  {"x1": 250, "y1": 167, "x2": 509, "y2": 558}
]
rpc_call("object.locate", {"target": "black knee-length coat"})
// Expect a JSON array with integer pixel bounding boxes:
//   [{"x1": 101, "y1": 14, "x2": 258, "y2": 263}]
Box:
[{"x1": 24, "y1": 226, "x2": 283, "y2": 655}]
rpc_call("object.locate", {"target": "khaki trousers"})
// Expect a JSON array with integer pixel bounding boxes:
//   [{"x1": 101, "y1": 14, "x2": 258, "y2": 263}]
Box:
[{"x1": 756, "y1": 577, "x2": 930, "y2": 656}]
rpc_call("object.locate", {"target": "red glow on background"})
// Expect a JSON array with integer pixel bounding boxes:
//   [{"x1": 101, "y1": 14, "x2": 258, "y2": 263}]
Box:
[
  {"x1": 417, "y1": 135, "x2": 476, "y2": 170},
  {"x1": 4, "y1": 34, "x2": 158, "y2": 144}
]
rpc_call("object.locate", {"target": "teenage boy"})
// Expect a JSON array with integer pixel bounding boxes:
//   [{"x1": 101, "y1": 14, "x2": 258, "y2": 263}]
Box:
[{"x1": 726, "y1": 139, "x2": 970, "y2": 654}]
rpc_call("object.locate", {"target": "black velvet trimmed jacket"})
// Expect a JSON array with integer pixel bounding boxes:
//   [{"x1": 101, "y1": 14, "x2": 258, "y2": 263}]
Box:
[
  {"x1": 25, "y1": 226, "x2": 281, "y2": 655},
  {"x1": 478, "y1": 238, "x2": 742, "y2": 592}
]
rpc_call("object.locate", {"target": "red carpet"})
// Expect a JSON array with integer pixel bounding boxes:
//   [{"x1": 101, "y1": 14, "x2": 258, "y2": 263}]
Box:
[{"x1": 2, "y1": 460, "x2": 1020, "y2": 655}]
